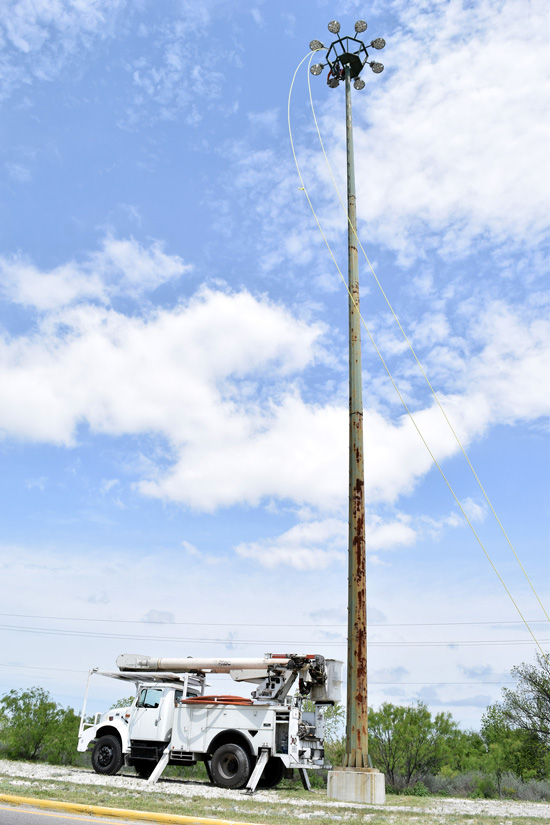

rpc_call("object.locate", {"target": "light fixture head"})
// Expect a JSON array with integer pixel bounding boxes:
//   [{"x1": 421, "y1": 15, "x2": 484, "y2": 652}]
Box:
[
  {"x1": 353, "y1": 77, "x2": 365, "y2": 90},
  {"x1": 355, "y1": 20, "x2": 367, "y2": 33},
  {"x1": 309, "y1": 39, "x2": 325, "y2": 51},
  {"x1": 328, "y1": 20, "x2": 340, "y2": 34},
  {"x1": 310, "y1": 63, "x2": 324, "y2": 76},
  {"x1": 371, "y1": 38, "x2": 386, "y2": 50},
  {"x1": 370, "y1": 61, "x2": 384, "y2": 73},
  {"x1": 327, "y1": 76, "x2": 340, "y2": 88}
]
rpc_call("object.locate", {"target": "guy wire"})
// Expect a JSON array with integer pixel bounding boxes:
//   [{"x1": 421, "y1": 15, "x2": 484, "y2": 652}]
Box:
[
  {"x1": 288, "y1": 52, "x2": 548, "y2": 659},
  {"x1": 305, "y1": 56, "x2": 548, "y2": 627}
]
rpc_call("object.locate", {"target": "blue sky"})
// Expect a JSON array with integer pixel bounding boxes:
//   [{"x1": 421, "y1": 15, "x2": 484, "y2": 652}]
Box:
[{"x1": 0, "y1": 0, "x2": 548, "y2": 730}]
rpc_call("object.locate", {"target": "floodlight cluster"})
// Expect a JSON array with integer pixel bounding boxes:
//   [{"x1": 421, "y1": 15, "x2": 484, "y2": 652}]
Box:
[{"x1": 308, "y1": 21, "x2": 386, "y2": 89}]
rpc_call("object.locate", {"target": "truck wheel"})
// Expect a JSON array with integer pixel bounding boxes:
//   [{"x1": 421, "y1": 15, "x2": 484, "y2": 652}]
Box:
[
  {"x1": 91, "y1": 735, "x2": 124, "y2": 775},
  {"x1": 132, "y1": 759, "x2": 156, "y2": 779},
  {"x1": 211, "y1": 743, "x2": 251, "y2": 789},
  {"x1": 258, "y1": 756, "x2": 285, "y2": 789}
]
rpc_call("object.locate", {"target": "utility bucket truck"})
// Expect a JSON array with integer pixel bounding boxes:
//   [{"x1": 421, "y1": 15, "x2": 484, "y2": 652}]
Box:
[{"x1": 78, "y1": 653, "x2": 342, "y2": 793}]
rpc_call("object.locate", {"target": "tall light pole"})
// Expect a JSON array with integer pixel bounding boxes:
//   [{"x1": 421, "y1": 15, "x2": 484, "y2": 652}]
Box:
[{"x1": 309, "y1": 20, "x2": 385, "y2": 773}]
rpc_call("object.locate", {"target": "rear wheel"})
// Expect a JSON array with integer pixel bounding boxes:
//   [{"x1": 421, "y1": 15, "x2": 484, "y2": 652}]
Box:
[
  {"x1": 211, "y1": 743, "x2": 252, "y2": 789},
  {"x1": 91, "y1": 735, "x2": 124, "y2": 775},
  {"x1": 258, "y1": 756, "x2": 285, "y2": 789}
]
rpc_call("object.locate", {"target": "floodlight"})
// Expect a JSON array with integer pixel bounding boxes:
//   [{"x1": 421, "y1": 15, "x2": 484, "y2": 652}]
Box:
[
  {"x1": 370, "y1": 62, "x2": 384, "y2": 73},
  {"x1": 371, "y1": 38, "x2": 386, "y2": 50},
  {"x1": 355, "y1": 20, "x2": 367, "y2": 33},
  {"x1": 328, "y1": 20, "x2": 340, "y2": 34},
  {"x1": 310, "y1": 64, "x2": 324, "y2": 76},
  {"x1": 309, "y1": 39, "x2": 325, "y2": 51},
  {"x1": 353, "y1": 78, "x2": 365, "y2": 90},
  {"x1": 327, "y1": 77, "x2": 340, "y2": 88}
]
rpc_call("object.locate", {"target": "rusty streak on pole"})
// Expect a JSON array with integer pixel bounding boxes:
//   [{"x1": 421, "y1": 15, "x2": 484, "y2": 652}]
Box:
[{"x1": 343, "y1": 63, "x2": 368, "y2": 769}]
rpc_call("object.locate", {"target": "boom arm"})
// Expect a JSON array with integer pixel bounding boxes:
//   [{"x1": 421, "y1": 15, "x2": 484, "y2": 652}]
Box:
[
  {"x1": 117, "y1": 653, "x2": 309, "y2": 673},
  {"x1": 116, "y1": 653, "x2": 341, "y2": 704}
]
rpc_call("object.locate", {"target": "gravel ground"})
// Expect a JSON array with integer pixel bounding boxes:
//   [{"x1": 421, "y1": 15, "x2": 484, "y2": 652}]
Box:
[{"x1": 1, "y1": 759, "x2": 550, "y2": 820}]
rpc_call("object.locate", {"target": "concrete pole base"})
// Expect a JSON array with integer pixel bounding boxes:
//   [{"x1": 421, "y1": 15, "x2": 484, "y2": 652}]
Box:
[{"x1": 327, "y1": 768, "x2": 385, "y2": 805}]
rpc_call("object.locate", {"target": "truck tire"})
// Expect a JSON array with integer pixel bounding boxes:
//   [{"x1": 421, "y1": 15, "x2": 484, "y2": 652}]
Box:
[
  {"x1": 211, "y1": 743, "x2": 252, "y2": 789},
  {"x1": 258, "y1": 756, "x2": 285, "y2": 789},
  {"x1": 132, "y1": 759, "x2": 156, "y2": 779},
  {"x1": 91, "y1": 734, "x2": 124, "y2": 775}
]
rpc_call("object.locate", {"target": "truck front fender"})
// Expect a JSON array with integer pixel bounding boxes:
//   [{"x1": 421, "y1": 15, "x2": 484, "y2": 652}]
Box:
[{"x1": 78, "y1": 722, "x2": 129, "y2": 754}]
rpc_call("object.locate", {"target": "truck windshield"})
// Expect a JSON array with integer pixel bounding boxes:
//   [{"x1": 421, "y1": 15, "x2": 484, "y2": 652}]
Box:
[{"x1": 136, "y1": 688, "x2": 163, "y2": 709}]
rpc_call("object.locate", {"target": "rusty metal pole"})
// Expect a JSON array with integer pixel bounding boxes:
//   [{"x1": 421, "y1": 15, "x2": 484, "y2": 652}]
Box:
[
  {"x1": 343, "y1": 63, "x2": 368, "y2": 769},
  {"x1": 307, "y1": 22, "x2": 385, "y2": 784}
]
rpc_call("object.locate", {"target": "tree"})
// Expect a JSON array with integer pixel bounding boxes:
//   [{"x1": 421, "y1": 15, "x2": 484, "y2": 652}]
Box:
[
  {"x1": 110, "y1": 695, "x2": 135, "y2": 709},
  {"x1": 500, "y1": 652, "x2": 550, "y2": 746},
  {"x1": 322, "y1": 702, "x2": 346, "y2": 767},
  {"x1": 368, "y1": 701, "x2": 459, "y2": 788},
  {"x1": 0, "y1": 686, "x2": 81, "y2": 764},
  {"x1": 0, "y1": 687, "x2": 60, "y2": 760},
  {"x1": 439, "y1": 728, "x2": 486, "y2": 774},
  {"x1": 41, "y1": 706, "x2": 81, "y2": 765},
  {"x1": 481, "y1": 653, "x2": 550, "y2": 781}
]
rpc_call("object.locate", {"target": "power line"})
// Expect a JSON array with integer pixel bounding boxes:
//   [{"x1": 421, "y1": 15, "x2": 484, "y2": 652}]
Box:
[
  {"x1": 0, "y1": 612, "x2": 547, "y2": 628},
  {"x1": 0, "y1": 663, "x2": 85, "y2": 674},
  {"x1": 0, "y1": 623, "x2": 547, "y2": 647}
]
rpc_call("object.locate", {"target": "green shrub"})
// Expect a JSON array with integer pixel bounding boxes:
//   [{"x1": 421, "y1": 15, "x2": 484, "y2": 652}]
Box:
[
  {"x1": 0, "y1": 687, "x2": 80, "y2": 764},
  {"x1": 471, "y1": 776, "x2": 498, "y2": 798}
]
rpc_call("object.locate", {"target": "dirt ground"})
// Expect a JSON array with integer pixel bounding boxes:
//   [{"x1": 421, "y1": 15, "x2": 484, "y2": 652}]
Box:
[{"x1": 1, "y1": 759, "x2": 550, "y2": 822}]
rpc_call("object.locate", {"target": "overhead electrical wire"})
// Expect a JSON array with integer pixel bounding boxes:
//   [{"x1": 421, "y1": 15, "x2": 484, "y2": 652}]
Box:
[
  {"x1": 0, "y1": 623, "x2": 546, "y2": 648},
  {"x1": 0, "y1": 612, "x2": 546, "y2": 628},
  {"x1": 288, "y1": 52, "x2": 549, "y2": 659}
]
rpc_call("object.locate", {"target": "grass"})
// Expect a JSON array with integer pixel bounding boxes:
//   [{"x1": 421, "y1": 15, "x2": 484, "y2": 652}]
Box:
[{"x1": 1, "y1": 767, "x2": 550, "y2": 825}]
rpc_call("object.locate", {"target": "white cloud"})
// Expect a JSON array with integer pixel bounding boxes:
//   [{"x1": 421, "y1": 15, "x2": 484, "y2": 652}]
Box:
[
  {"x1": 5, "y1": 161, "x2": 32, "y2": 182},
  {"x1": 121, "y1": 4, "x2": 241, "y2": 127},
  {"x1": 0, "y1": 235, "x2": 190, "y2": 310},
  {"x1": 306, "y1": 0, "x2": 550, "y2": 260},
  {"x1": 0, "y1": 255, "x2": 107, "y2": 309},
  {"x1": 0, "y1": 0, "x2": 126, "y2": 100},
  {"x1": 0, "y1": 257, "x2": 546, "y2": 513},
  {"x1": 25, "y1": 476, "x2": 47, "y2": 490},
  {"x1": 100, "y1": 479, "x2": 119, "y2": 494},
  {"x1": 235, "y1": 513, "x2": 418, "y2": 570},
  {"x1": 140, "y1": 609, "x2": 174, "y2": 624},
  {"x1": 247, "y1": 108, "x2": 279, "y2": 133},
  {"x1": 0, "y1": 285, "x2": 324, "y2": 454},
  {"x1": 235, "y1": 519, "x2": 347, "y2": 571},
  {"x1": 464, "y1": 302, "x2": 550, "y2": 424}
]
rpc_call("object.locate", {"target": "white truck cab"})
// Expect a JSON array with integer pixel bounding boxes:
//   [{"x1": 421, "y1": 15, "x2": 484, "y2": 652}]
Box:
[{"x1": 78, "y1": 653, "x2": 342, "y2": 793}]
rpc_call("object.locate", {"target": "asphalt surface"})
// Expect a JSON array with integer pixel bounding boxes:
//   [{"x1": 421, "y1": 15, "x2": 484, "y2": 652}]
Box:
[{"x1": 0, "y1": 805, "x2": 144, "y2": 825}]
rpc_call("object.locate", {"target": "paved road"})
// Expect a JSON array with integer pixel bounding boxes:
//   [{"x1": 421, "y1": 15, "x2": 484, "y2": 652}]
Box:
[{"x1": 0, "y1": 804, "x2": 147, "y2": 825}]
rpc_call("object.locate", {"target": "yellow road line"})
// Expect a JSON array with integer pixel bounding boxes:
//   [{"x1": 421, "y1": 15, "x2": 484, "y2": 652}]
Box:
[
  {"x1": 0, "y1": 803, "x2": 128, "y2": 822},
  {"x1": 0, "y1": 795, "x2": 268, "y2": 825}
]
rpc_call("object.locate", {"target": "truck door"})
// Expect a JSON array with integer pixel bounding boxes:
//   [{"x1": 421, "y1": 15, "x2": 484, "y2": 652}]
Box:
[{"x1": 129, "y1": 687, "x2": 168, "y2": 742}]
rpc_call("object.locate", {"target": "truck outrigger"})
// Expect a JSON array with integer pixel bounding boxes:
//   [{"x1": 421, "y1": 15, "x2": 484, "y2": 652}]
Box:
[{"x1": 78, "y1": 652, "x2": 342, "y2": 793}]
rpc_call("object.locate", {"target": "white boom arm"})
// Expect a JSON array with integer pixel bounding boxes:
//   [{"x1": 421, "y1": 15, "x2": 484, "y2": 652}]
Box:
[
  {"x1": 116, "y1": 653, "x2": 341, "y2": 704},
  {"x1": 117, "y1": 653, "x2": 302, "y2": 674}
]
